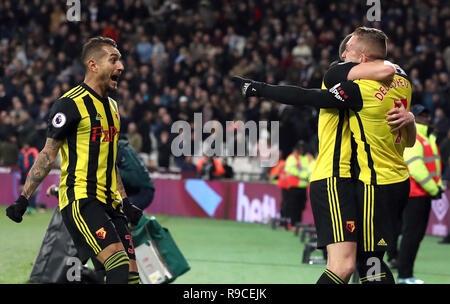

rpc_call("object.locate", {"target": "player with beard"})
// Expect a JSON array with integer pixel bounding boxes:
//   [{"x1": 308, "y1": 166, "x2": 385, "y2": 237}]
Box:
[{"x1": 6, "y1": 37, "x2": 142, "y2": 284}]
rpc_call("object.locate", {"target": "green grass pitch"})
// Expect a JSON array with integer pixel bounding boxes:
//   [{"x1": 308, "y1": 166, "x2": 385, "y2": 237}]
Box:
[{"x1": 1, "y1": 206, "x2": 449, "y2": 284}]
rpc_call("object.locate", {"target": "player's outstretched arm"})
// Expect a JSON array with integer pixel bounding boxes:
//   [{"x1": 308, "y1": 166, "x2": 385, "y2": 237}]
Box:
[
  {"x1": 231, "y1": 76, "x2": 363, "y2": 111},
  {"x1": 6, "y1": 138, "x2": 62, "y2": 223}
]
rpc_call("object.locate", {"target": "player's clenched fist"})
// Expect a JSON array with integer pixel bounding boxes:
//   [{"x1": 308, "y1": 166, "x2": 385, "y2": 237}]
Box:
[{"x1": 6, "y1": 195, "x2": 29, "y2": 223}]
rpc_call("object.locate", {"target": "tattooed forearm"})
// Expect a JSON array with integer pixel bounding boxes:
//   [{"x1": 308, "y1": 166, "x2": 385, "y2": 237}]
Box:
[
  {"x1": 47, "y1": 138, "x2": 61, "y2": 152},
  {"x1": 21, "y1": 138, "x2": 62, "y2": 199},
  {"x1": 22, "y1": 151, "x2": 55, "y2": 199},
  {"x1": 116, "y1": 166, "x2": 128, "y2": 199}
]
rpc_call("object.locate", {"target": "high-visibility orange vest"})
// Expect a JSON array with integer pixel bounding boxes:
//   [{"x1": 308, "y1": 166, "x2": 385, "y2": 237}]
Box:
[
  {"x1": 20, "y1": 147, "x2": 39, "y2": 173},
  {"x1": 270, "y1": 160, "x2": 290, "y2": 189},
  {"x1": 409, "y1": 134, "x2": 442, "y2": 197},
  {"x1": 278, "y1": 169, "x2": 290, "y2": 189},
  {"x1": 196, "y1": 157, "x2": 226, "y2": 177}
]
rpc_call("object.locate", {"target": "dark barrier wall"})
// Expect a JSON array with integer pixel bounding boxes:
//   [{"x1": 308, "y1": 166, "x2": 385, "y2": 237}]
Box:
[{"x1": 0, "y1": 167, "x2": 448, "y2": 236}]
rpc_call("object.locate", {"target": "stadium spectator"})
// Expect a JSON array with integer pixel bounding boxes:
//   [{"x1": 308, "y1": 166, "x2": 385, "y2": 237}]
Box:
[
  {"x1": 0, "y1": 111, "x2": 19, "y2": 165},
  {"x1": 434, "y1": 108, "x2": 450, "y2": 144},
  {"x1": 179, "y1": 155, "x2": 197, "y2": 173},
  {"x1": 157, "y1": 130, "x2": 171, "y2": 169},
  {"x1": 0, "y1": 0, "x2": 448, "y2": 179},
  {"x1": 222, "y1": 157, "x2": 234, "y2": 179},
  {"x1": 197, "y1": 156, "x2": 225, "y2": 180},
  {"x1": 136, "y1": 35, "x2": 153, "y2": 64},
  {"x1": 439, "y1": 130, "x2": 450, "y2": 174},
  {"x1": 126, "y1": 122, "x2": 143, "y2": 154}
]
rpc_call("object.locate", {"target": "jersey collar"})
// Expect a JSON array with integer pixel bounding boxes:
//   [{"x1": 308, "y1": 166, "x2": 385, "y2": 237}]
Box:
[{"x1": 80, "y1": 82, "x2": 109, "y2": 103}]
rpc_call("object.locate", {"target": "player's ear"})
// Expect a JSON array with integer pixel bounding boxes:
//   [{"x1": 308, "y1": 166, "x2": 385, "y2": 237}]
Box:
[
  {"x1": 360, "y1": 53, "x2": 370, "y2": 63},
  {"x1": 87, "y1": 59, "x2": 98, "y2": 73}
]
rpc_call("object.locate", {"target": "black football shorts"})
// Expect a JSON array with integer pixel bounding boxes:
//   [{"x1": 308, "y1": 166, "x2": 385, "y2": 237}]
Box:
[
  {"x1": 355, "y1": 179, "x2": 410, "y2": 253},
  {"x1": 61, "y1": 198, "x2": 136, "y2": 263},
  {"x1": 310, "y1": 177, "x2": 358, "y2": 249}
]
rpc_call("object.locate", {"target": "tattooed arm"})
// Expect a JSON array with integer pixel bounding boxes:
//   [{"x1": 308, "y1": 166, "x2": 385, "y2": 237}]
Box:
[
  {"x1": 21, "y1": 138, "x2": 63, "y2": 199},
  {"x1": 116, "y1": 165, "x2": 128, "y2": 199}
]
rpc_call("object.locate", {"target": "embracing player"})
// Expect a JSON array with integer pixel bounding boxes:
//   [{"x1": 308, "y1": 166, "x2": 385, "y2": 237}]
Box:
[{"x1": 233, "y1": 27, "x2": 415, "y2": 284}]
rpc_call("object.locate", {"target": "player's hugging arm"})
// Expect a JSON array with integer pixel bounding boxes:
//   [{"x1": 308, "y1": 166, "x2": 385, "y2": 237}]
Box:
[
  {"x1": 22, "y1": 138, "x2": 63, "y2": 199},
  {"x1": 386, "y1": 100, "x2": 417, "y2": 147},
  {"x1": 346, "y1": 60, "x2": 395, "y2": 82},
  {"x1": 323, "y1": 60, "x2": 395, "y2": 88},
  {"x1": 403, "y1": 120, "x2": 417, "y2": 147}
]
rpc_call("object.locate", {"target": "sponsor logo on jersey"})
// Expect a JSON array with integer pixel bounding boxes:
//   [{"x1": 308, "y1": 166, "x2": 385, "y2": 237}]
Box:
[
  {"x1": 329, "y1": 83, "x2": 348, "y2": 102},
  {"x1": 91, "y1": 126, "x2": 118, "y2": 142}
]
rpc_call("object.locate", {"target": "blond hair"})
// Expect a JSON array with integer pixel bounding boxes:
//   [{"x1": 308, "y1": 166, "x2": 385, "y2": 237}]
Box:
[{"x1": 353, "y1": 27, "x2": 388, "y2": 59}]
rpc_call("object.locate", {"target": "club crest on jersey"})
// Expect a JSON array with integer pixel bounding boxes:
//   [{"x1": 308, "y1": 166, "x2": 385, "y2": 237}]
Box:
[
  {"x1": 52, "y1": 113, "x2": 67, "y2": 128},
  {"x1": 346, "y1": 221, "x2": 356, "y2": 233},
  {"x1": 96, "y1": 227, "x2": 107, "y2": 239}
]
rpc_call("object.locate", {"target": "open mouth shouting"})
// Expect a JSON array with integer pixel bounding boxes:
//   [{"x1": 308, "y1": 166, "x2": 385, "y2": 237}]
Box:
[{"x1": 110, "y1": 73, "x2": 121, "y2": 88}]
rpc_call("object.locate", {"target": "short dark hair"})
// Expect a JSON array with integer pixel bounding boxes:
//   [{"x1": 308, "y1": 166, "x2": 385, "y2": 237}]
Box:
[
  {"x1": 339, "y1": 34, "x2": 353, "y2": 60},
  {"x1": 81, "y1": 36, "x2": 117, "y2": 67},
  {"x1": 353, "y1": 27, "x2": 388, "y2": 59},
  {"x1": 295, "y1": 140, "x2": 306, "y2": 151}
]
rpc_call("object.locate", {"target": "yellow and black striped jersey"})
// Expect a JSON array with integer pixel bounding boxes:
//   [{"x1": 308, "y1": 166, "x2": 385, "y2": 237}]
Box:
[
  {"x1": 310, "y1": 84, "x2": 353, "y2": 181},
  {"x1": 350, "y1": 70, "x2": 412, "y2": 185},
  {"x1": 310, "y1": 62, "x2": 359, "y2": 182},
  {"x1": 253, "y1": 61, "x2": 411, "y2": 186},
  {"x1": 47, "y1": 83, "x2": 121, "y2": 210}
]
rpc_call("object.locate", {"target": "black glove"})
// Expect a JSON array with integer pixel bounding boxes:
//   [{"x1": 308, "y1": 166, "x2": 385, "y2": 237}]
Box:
[
  {"x1": 6, "y1": 195, "x2": 29, "y2": 223},
  {"x1": 231, "y1": 76, "x2": 264, "y2": 98},
  {"x1": 122, "y1": 198, "x2": 143, "y2": 226},
  {"x1": 431, "y1": 187, "x2": 443, "y2": 200}
]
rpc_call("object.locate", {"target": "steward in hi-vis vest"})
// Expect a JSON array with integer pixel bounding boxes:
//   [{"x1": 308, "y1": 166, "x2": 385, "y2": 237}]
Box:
[
  {"x1": 284, "y1": 141, "x2": 314, "y2": 227},
  {"x1": 389, "y1": 104, "x2": 443, "y2": 284}
]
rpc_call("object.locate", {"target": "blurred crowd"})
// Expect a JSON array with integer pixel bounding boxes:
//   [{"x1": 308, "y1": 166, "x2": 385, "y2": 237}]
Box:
[{"x1": 0, "y1": 0, "x2": 449, "y2": 181}]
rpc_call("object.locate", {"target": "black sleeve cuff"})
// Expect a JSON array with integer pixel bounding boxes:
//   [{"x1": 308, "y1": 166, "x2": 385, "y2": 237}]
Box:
[{"x1": 324, "y1": 62, "x2": 359, "y2": 89}]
